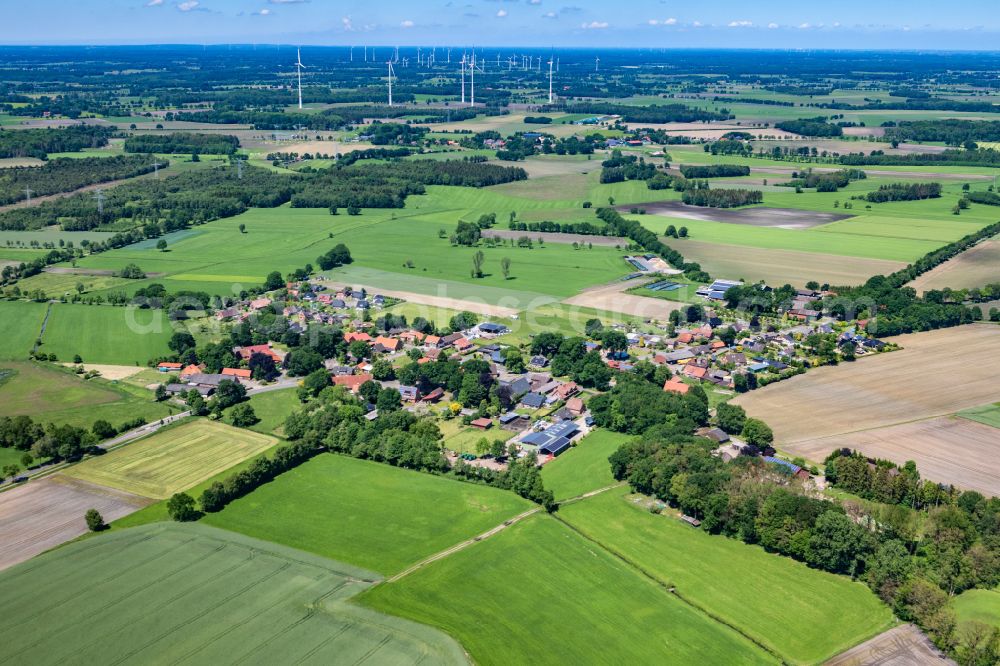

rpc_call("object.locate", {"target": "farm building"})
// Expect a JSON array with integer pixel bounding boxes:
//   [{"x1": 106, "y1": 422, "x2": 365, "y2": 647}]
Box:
[{"x1": 522, "y1": 421, "x2": 580, "y2": 457}]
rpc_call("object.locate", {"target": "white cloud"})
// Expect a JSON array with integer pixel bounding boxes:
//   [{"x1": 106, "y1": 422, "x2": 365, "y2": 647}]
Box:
[
  {"x1": 692, "y1": 21, "x2": 703, "y2": 27},
  {"x1": 664, "y1": 17, "x2": 677, "y2": 25},
  {"x1": 177, "y1": 1, "x2": 199, "y2": 11},
  {"x1": 496, "y1": 9, "x2": 507, "y2": 17},
  {"x1": 528, "y1": 0, "x2": 541, "y2": 4},
  {"x1": 798, "y1": 22, "x2": 811, "y2": 29},
  {"x1": 728, "y1": 20, "x2": 753, "y2": 27},
  {"x1": 268, "y1": 0, "x2": 308, "y2": 3},
  {"x1": 581, "y1": 21, "x2": 609, "y2": 29},
  {"x1": 253, "y1": 7, "x2": 272, "y2": 15},
  {"x1": 767, "y1": 22, "x2": 779, "y2": 29},
  {"x1": 832, "y1": 21, "x2": 841, "y2": 28},
  {"x1": 542, "y1": 11, "x2": 556, "y2": 18},
  {"x1": 400, "y1": 19, "x2": 414, "y2": 28},
  {"x1": 146, "y1": 0, "x2": 163, "y2": 6},
  {"x1": 342, "y1": 16, "x2": 352, "y2": 30}
]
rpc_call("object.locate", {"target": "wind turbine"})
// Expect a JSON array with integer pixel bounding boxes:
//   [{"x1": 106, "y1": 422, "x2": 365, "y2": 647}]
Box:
[
  {"x1": 548, "y1": 57, "x2": 554, "y2": 104},
  {"x1": 24, "y1": 187, "x2": 32, "y2": 204},
  {"x1": 595, "y1": 56, "x2": 600, "y2": 73},
  {"x1": 469, "y1": 54, "x2": 484, "y2": 107},
  {"x1": 295, "y1": 49, "x2": 306, "y2": 109},
  {"x1": 152, "y1": 160, "x2": 164, "y2": 179},
  {"x1": 234, "y1": 157, "x2": 245, "y2": 180},
  {"x1": 386, "y1": 60, "x2": 396, "y2": 106},
  {"x1": 460, "y1": 54, "x2": 467, "y2": 105}
]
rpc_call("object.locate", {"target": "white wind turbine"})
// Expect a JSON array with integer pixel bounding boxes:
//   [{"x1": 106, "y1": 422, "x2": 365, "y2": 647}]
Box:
[
  {"x1": 295, "y1": 48, "x2": 306, "y2": 109},
  {"x1": 468, "y1": 53, "x2": 484, "y2": 107},
  {"x1": 386, "y1": 60, "x2": 396, "y2": 106},
  {"x1": 548, "y1": 57, "x2": 554, "y2": 104},
  {"x1": 460, "y1": 54, "x2": 467, "y2": 105},
  {"x1": 595, "y1": 56, "x2": 600, "y2": 73}
]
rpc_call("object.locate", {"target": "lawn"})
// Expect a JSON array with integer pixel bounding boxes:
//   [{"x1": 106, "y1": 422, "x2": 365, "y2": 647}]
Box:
[
  {"x1": 438, "y1": 418, "x2": 513, "y2": 454},
  {"x1": 0, "y1": 300, "x2": 47, "y2": 360},
  {"x1": 0, "y1": 522, "x2": 466, "y2": 665},
  {"x1": 360, "y1": 514, "x2": 777, "y2": 665},
  {"x1": 62, "y1": 419, "x2": 276, "y2": 499},
  {"x1": 224, "y1": 387, "x2": 302, "y2": 436},
  {"x1": 541, "y1": 430, "x2": 630, "y2": 501},
  {"x1": 958, "y1": 403, "x2": 1000, "y2": 430},
  {"x1": 0, "y1": 361, "x2": 175, "y2": 428},
  {"x1": 203, "y1": 453, "x2": 532, "y2": 575},
  {"x1": 38, "y1": 303, "x2": 176, "y2": 365},
  {"x1": 952, "y1": 588, "x2": 1000, "y2": 629},
  {"x1": 559, "y1": 491, "x2": 894, "y2": 665}
]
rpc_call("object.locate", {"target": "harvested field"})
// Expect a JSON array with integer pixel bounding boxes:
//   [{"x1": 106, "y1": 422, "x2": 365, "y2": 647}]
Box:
[
  {"x1": 909, "y1": 236, "x2": 1000, "y2": 292},
  {"x1": 735, "y1": 325, "x2": 1000, "y2": 489},
  {"x1": 0, "y1": 523, "x2": 467, "y2": 665},
  {"x1": 825, "y1": 624, "x2": 953, "y2": 666},
  {"x1": 627, "y1": 201, "x2": 851, "y2": 229},
  {"x1": 790, "y1": 417, "x2": 1000, "y2": 497},
  {"x1": 561, "y1": 279, "x2": 684, "y2": 318},
  {"x1": 677, "y1": 238, "x2": 907, "y2": 287},
  {"x1": 62, "y1": 420, "x2": 277, "y2": 499},
  {"x1": 0, "y1": 475, "x2": 151, "y2": 571}
]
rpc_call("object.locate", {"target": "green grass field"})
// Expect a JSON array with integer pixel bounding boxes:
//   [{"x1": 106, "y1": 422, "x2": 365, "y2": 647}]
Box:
[
  {"x1": 38, "y1": 304, "x2": 176, "y2": 365},
  {"x1": 541, "y1": 430, "x2": 630, "y2": 501},
  {"x1": 0, "y1": 522, "x2": 467, "y2": 665},
  {"x1": 62, "y1": 419, "x2": 276, "y2": 499},
  {"x1": 0, "y1": 361, "x2": 175, "y2": 428},
  {"x1": 952, "y1": 588, "x2": 1000, "y2": 629},
  {"x1": 204, "y1": 453, "x2": 533, "y2": 575},
  {"x1": 224, "y1": 387, "x2": 302, "y2": 435},
  {"x1": 360, "y1": 514, "x2": 777, "y2": 665},
  {"x1": 0, "y1": 300, "x2": 47, "y2": 360},
  {"x1": 559, "y1": 491, "x2": 894, "y2": 664},
  {"x1": 958, "y1": 403, "x2": 1000, "y2": 430}
]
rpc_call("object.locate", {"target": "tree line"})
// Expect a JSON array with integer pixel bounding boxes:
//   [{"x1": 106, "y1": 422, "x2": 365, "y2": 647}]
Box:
[
  {"x1": 863, "y1": 182, "x2": 942, "y2": 203},
  {"x1": 553, "y1": 102, "x2": 731, "y2": 123},
  {"x1": 0, "y1": 154, "x2": 164, "y2": 206},
  {"x1": 679, "y1": 164, "x2": 750, "y2": 178},
  {"x1": 123, "y1": 132, "x2": 240, "y2": 155},
  {"x1": 775, "y1": 117, "x2": 844, "y2": 137},
  {"x1": 0, "y1": 125, "x2": 114, "y2": 159}
]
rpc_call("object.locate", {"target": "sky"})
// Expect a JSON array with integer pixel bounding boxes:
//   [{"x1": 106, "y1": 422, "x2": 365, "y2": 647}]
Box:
[{"x1": 3, "y1": 0, "x2": 1000, "y2": 50}]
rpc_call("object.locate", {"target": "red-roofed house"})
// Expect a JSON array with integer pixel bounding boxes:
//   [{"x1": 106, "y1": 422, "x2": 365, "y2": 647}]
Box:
[
  {"x1": 683, "y1": 365, "x2": 708, "y2": 380},
  {"x1": 235, "y1": 344, "x2": 284, "y2": 364},
  {"x1": 566, "y1": 397, "x2": 584, "y2": 416},
  {"x1": 249, "y1": 297, "x2": 272, "y2": 311},
  {"x1": 373, "y1": 336, "x2": 402, "y2": 352},
  {"x1": 180, "y1": 364, "x2": 204, "y2": 378},
  {"x1": 157, "y1": 362, "x2": 183, "y2": 373},
  {"x1": 332, "y1": 373, "x2": 374, "y2": 394},
  {"x1": 470, "y1": 418, "x2": 493, "y2": 430},
  {"x1": 552, "y1": 382, "x2": 580, "y2": 401},
  {"x1": 222, "y1": 368, "x2": 252, "y2": 379},
  {"x1": 677, "y1": 332, "x2": 694, "y2": 344},
  {"x1": 344, "y1": 332, "x2": 372, "y2": 344},
  {"x1": 453, "y1": 338, "x2": 474, "y2": 353},
  {"x1": 424, "y1": 335, "x2": 443, "y2": 348},
  {"x1": 663, "y1": 378, "x2": 690, "y2": 394}
]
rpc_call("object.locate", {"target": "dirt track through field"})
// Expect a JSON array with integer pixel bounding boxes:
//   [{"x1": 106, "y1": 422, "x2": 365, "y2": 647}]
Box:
[{"x1": 0, "y1": 475, "x2": 151, "y2": 571}]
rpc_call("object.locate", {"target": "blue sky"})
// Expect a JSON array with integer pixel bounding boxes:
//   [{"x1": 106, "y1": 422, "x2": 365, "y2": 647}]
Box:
[{"x1": 4, "y1": 0, "x2": 1000, "y2": 49}]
